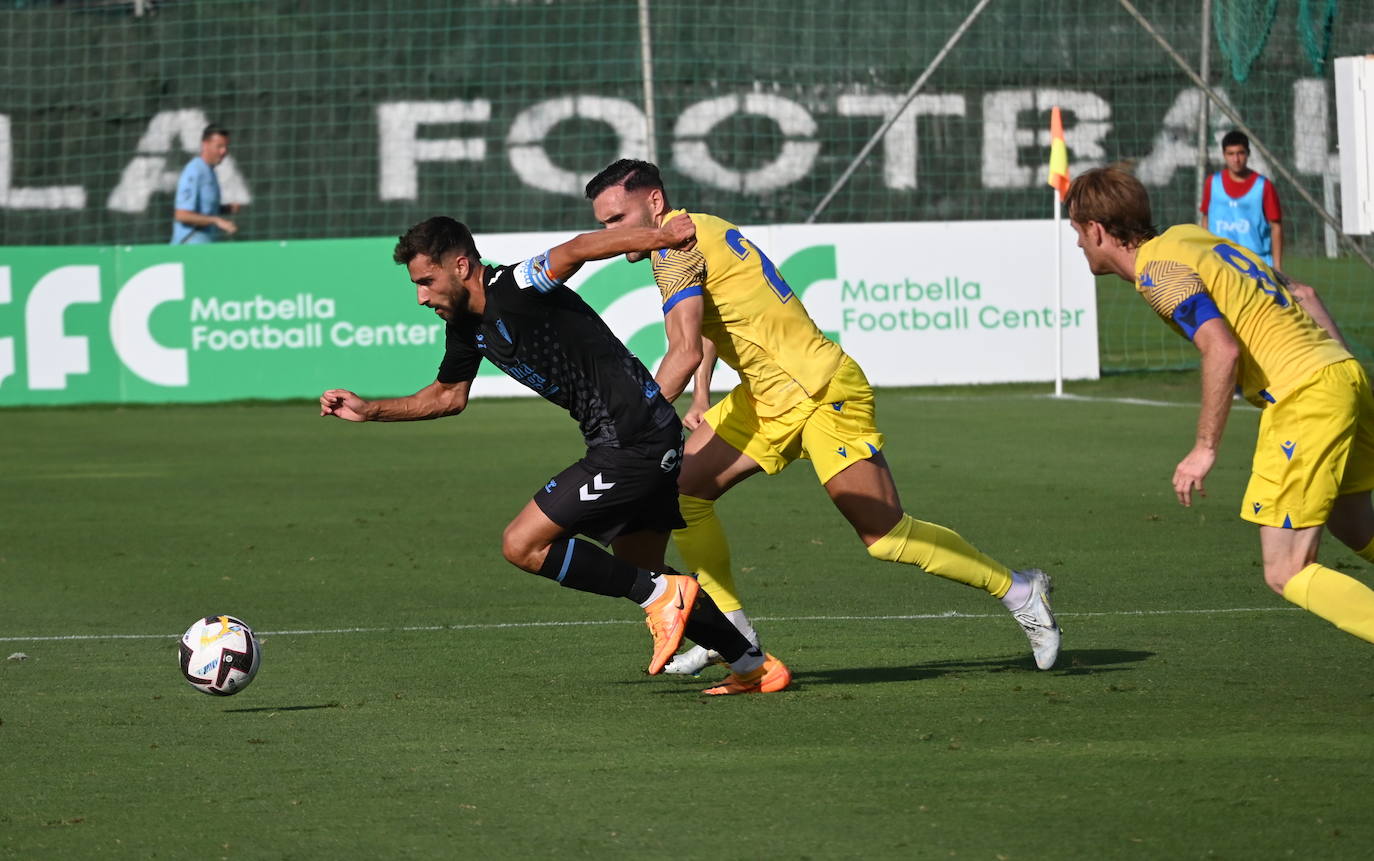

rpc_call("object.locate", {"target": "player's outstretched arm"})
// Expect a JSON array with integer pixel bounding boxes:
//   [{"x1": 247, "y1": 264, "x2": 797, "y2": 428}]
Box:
[
  {"x1": 1174, "y1": 318, "x2": 1240, "y2": 506},
  {"x1": 320, "y1": 379, "x2": 470, "y2": 422},
  {"x1": 543, "y1": 213, "x2": 696, "y2": 282}
]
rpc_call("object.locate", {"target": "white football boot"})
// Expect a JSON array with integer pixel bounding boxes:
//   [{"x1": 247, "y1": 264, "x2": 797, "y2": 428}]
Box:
[
  {"x1": 1010, "y1": 569, "x2": 1061, "y2": 670},
  {"x1": 661, "y1": 644, "x2": 722, "y2": 675}
]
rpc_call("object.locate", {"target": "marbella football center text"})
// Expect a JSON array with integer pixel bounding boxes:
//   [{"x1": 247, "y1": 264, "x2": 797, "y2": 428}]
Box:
[
  {"x1": 839, "y1": 278, "x2": 1088, "y2": 332},
  {"x1": 189, "y1": 294, "x2": 445, "y2": 351}
]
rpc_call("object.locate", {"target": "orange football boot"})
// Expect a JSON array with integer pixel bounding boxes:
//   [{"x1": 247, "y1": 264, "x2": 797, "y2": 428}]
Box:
[
  {"x1": 703, "y1": 653, "x2": 791, "y2": 695},
  {"x1": 644, "y1": 574, "x2": 700, "y2": 675}
]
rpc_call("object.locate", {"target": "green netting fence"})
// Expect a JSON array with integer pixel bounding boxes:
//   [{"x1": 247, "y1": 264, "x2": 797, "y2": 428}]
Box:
[{"x1": 1, "y1": 0, "x2": 1371, "y2": 373}]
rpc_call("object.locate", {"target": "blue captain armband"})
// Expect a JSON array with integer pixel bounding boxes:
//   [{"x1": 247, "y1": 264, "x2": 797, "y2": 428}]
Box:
[
  {"x1": 1172, "y1": 292, "x2": 1224, "y2": 340},
  {"x1": 515, "y1": 249, "x2": 563, "y2": 293}
]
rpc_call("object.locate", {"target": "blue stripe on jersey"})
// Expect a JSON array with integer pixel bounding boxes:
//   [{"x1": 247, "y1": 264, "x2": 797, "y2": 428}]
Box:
[
  {"x1": 555, "y1": 539, "x2": 577, "y2": 583},
  {"x1": 662, "y1": 284, "x2": 703, "y2": 315},
  {"x1": 1172, "y1": 292, "x2": 1225, "y2": 340}
]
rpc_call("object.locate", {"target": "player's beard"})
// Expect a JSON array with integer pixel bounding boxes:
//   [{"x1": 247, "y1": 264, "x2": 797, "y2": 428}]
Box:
[
  {"x1": 434, "y1": 280, "x2": 473, "y2": 320},
  {"x1": 454, "y1": 285, "x2": 482, "y2": 319}
]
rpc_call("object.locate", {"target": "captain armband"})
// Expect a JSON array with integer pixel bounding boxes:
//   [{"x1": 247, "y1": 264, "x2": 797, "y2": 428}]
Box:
[{"x1": 515, "y1": 249, "x2": 563, "y2": 294}]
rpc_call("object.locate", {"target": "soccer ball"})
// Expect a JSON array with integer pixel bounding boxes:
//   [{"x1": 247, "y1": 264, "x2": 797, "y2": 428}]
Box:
[{"x1": 178, "y1": 615, "x2": 260, "y2": 696}]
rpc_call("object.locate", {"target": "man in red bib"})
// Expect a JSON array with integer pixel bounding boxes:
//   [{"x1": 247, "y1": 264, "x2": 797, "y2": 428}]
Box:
[{"x1": 1199, "y1": 130, "x2": 1283, "y2": 270}]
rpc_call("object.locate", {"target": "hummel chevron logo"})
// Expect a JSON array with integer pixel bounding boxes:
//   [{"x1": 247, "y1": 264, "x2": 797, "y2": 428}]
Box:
[
  {"x1": 579, "y1": 473, "x2": 616, "y2": 501},
  {"x1": 1281, "y1": 440, "x2": 1296, "y2": 460}
]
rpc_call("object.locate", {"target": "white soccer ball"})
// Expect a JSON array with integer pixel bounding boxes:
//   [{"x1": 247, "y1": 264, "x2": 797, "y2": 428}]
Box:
[{"x1": 178, "y1": 615, "x2": 260, "y2": 696}]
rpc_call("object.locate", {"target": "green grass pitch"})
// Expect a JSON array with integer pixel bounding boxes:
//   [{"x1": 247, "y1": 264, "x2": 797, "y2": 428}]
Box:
[{"x1": 3, "y1": 374, "x2": 1373, "y2": 859}]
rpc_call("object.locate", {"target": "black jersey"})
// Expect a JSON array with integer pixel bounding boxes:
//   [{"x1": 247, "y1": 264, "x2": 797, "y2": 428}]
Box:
[{"x1": 437, "y1": 255, "x2": 679, "y2": 449}]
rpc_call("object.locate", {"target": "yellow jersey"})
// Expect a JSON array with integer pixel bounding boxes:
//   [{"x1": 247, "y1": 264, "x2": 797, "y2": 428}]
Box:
[
  {"x1": 650, "y1": 210, "x2": 843, "y2": 416},
  {"x1": 1134, "y1": 224, "x2": 1350, "y2": 406}
]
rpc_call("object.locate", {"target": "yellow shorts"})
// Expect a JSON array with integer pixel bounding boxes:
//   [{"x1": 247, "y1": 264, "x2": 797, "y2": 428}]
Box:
[
  {"x1": 704, "y1": 354, "x2": 885, "y2": 485},
  {"x1": 1242, "y1": 359, "x2": 1374, "y2": 528}
]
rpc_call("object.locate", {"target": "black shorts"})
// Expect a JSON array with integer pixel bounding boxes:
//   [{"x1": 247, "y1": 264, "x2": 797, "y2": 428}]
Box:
[{"x1": 533, "y1": 428, "x2": 685, "y2": 545}]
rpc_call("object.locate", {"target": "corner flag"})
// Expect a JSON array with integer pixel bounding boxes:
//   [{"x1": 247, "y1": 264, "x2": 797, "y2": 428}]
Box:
[
  {"x1": 1048, "y1": 105, "x2": 1069, "y2": 397},
  {"x1": 1047, "y1": 106, "x2": 1070, "y2": 201}
]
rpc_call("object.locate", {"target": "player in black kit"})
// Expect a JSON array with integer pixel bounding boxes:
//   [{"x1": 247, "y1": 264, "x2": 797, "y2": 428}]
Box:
[{"x1": 320, "y1": 215, "x2": 789, "y2": 695}]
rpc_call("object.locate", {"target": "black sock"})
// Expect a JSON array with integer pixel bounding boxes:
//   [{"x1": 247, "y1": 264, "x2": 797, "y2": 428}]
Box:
[
  {"x1": 683, "y1": 589, "x2": 757, "y2": 663},
  {"x1": 536, "y1": 538, "x2": 642, "y2": 599},
  {"x1": 625, "y1": 569, "x2": 658, "y2": 605}
]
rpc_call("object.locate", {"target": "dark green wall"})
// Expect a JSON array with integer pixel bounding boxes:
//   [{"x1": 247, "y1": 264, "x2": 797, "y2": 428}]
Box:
[{"x1": 1, "y1": 0, "x2": 1368, "y2": 252}]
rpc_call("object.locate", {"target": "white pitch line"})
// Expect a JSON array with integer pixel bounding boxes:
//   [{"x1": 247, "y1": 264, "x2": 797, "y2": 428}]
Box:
[
  {"x1": 890, "y1": 391, "x2": 1247, "y2": 411},
  {"x1": 1040, "y1": 393, "x2": 1198, "y2": 408},
  {"x1": 0, "y1": 606, "x2": 1297, "y2": 643}
]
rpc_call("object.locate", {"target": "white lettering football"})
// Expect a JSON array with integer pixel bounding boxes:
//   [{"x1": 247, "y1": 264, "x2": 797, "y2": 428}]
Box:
[{"x1": 179, "y1": 615, "x2": 260, "y2": 696}]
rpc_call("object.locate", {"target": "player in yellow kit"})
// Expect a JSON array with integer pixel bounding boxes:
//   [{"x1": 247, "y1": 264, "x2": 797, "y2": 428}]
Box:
[
  {"x1": 585, "y1": 160, "x2": 1062, "y2": 690},
  {"x1": 1067, "y1": 167, "x2": 1374, "y2": 644}
]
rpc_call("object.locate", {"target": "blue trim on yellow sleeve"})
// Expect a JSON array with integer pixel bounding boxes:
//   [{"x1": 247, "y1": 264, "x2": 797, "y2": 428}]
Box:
[
  {"x1": 1173, "y1": 292, "x2": 1224, "y2": 340},
  {"x1": 662, "y1": 284, "x2": 703, "y2": 315}
]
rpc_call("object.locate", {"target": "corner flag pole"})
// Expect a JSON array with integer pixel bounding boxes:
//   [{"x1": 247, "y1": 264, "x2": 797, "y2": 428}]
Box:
[
  {"x1": 1047, "y1": 106, "x2": 1071, "y2": 398},
  {"x1": 1053, "y1": 190, "x2": 1064, "y2": 397}
]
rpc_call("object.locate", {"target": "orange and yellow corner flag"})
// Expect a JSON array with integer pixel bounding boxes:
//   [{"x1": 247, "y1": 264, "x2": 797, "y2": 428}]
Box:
[{"x1": 1047, "y1": 105, "x2": 1070, "y2": 202}]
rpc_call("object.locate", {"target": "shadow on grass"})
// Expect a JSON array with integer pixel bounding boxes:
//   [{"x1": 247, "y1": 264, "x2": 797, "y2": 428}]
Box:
[
  {"x1": 222, "y1": 703, "x2": 342, "y2": 714},
  {"x1": 632, "y1": 650, "x2": 1155, "y2": 694},
  {"x1": 787, "y1": 648, "x2": 1155, "y2": 688}
]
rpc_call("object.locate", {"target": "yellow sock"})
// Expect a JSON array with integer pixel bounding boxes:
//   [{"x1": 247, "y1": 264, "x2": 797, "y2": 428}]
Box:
[
  {"x1": 1282, "y1": 563, "x2": 1374, "y2": 644},
  {"x1": 673, "y1": 494, "x2": 742, "y2": 613},
  {"x1": 867, "y1": 514, "x2": 1013, "y2": 597},
  {"x1": 1356, "y1": 537, "x2": 1374, "y2": 565}
]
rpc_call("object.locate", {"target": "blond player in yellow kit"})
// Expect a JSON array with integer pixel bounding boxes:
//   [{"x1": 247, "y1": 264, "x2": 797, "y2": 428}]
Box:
[
  {"x1": 1067, "y1": 167, "x2": 1374, "y2": 644},
  {"x1": 585, "y1": 160, "x2": 1062, "y2": 691}
]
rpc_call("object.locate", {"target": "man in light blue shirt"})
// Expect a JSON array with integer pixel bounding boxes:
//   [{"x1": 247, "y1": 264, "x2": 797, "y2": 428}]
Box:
[
  {"x1": 1198, "y1": 130, "x2": 1283, "y2": 269},
  {"x1": 171, "y1": 124, "x2": 238, "y2": 244}
]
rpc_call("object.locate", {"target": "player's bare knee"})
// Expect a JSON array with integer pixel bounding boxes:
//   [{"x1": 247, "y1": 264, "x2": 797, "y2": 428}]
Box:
[
  {"x1": 1263, "y1": 565, "x2": 1298, "y2": 596},
  {"x1": 498, "y1": 538, "x2": 524, "y2": 569},
  {"x1": 500, "y1": 531, "x2": 541, "y2": 573}
]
